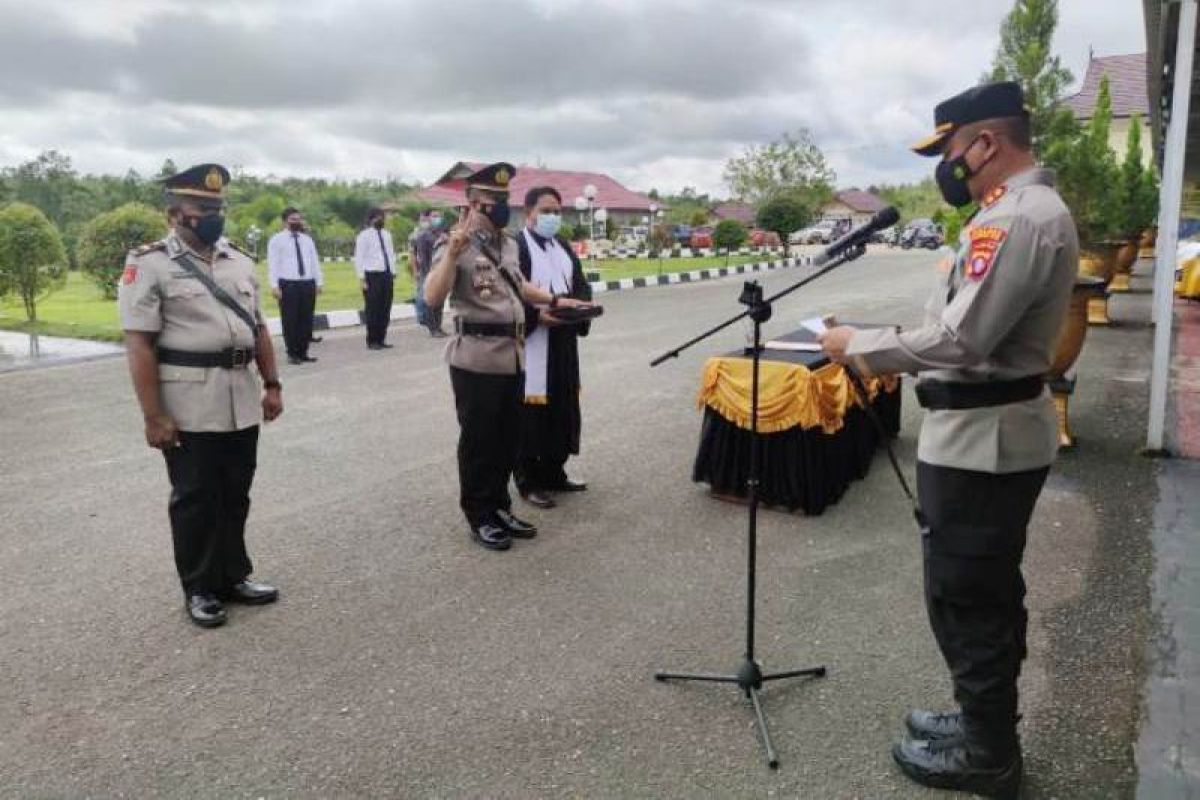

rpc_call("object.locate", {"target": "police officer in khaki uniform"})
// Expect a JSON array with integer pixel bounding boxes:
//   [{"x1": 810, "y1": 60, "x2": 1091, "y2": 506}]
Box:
[
  {"x1": 119, "y1": 164, "x2": 283, "y2": 628},
  {"x1": 820, "y1": 83, "x2": 1077, "y2": 797},
  {"x1": 423, "y1": 163, "x2": 591, "y2": 551}
]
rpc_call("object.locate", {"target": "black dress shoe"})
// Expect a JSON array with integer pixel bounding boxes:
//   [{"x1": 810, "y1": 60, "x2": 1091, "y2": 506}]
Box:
[
  {"x1": 378, "y1": 342, "x2": 394, "y2": 349},
  {"x1": 519, "y1": 489, "x2": 556, "y2": 509},
  {"x1": 186, "y1": 593, "x2": 227, "y2": 628},
  {"x1": 301, "y1": 355, "x2": 318, "y2": 363},
  {"x1": 219, "y1": 579, "x2": 279, "y2": 605},
  {"x1": 470, "y1": 519, "x2": 512, "y2": 551},
  {"x1": 905, "y1": 709, "x2": 964, "y2": 742},
  {"x1": 287, "y1": 356, "x2": 304, "y2": 365},
  {"x1": 892, "y1": 736, "x2": 1021, "y2": 798},
  {"x1": 310, "y1": 336, "x2": 323, "y2": 343},
  {"x1": 549, "y1": 477, "x2": 588, "y2": 492},
  {"x1": 367, "y1": 343, "x2": 383, "y2": 350},
  {"x1": 494, "y1": 508, "x2": 537, "y2": 539}
]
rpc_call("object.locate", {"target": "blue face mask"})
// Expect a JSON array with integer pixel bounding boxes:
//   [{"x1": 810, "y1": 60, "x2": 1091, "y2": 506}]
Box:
[{"x1": 534, "y1": 213, "x2": 562, "y2": 239}]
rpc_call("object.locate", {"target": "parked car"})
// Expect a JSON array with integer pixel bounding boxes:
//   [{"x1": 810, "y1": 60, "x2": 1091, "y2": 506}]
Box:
[
  {"x1": 689, "y1": 226, "x2": 714, "y2": 249},
  {"x1": 748, "y1": 228, "x2": 782, "y2": 247},
  {"x1": 900, "y1": 219, "x2": 943, "y2": 250},
  {"x1": 671, "y1": 224, "x2": 693, "y2": 245},
  {"x1": 789, "y1": 220, "x2": 837, "y2": 245}
]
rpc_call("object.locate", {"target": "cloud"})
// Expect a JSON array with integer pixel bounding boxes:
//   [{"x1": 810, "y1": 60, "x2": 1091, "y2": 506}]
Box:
[{"x1": 0, "y1": 0, "x2": 1148, "y2": 195}]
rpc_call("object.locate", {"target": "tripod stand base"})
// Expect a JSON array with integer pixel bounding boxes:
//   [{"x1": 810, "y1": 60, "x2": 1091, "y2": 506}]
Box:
[{"x1": 655, "y1": 659, "x2": 827, "y2": 769}]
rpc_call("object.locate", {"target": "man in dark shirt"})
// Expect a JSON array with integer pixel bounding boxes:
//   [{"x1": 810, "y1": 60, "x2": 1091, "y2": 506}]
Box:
[{"x1": 411, "y1": 210, "x2": 447, "y2": 337}]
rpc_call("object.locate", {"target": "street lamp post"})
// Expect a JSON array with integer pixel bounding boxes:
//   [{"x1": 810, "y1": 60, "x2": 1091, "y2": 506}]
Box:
[
  {"x1": 246, "y1": 225, "x2": 262, "y2": 262},
  {"x1": 583, "y1": 183, "x2": 598, "y2": 245},
  {"x1": 573, "y1": 195, "x2": 589, "y2": 258}
]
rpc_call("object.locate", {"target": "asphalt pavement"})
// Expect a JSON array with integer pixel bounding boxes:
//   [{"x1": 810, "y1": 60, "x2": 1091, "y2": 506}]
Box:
[{"x1": 0, "y1": 249, "x2": 1158, "y2": 798}]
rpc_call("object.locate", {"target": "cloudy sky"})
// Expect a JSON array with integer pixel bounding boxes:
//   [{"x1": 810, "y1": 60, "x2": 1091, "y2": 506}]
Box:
[{"x1": 0, "y1": 0, "x2": 1145, "y2": 196}]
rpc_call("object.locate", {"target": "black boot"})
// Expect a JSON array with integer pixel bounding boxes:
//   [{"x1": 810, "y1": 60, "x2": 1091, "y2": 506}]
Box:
[
  {"x1": 905, "y1": 709, "x2": 964, "y2": 741},
  {"x1": 892, "y1": 723, "x2": 1021, "y2": 799}
]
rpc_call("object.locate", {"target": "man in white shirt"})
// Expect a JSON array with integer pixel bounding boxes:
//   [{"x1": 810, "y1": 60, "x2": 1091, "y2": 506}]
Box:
[
  {"x1": 354, "y1": 207, "x2": 396, "y2": 350},
  {"x1": 267, "y1": 207, "x2": 323, "y2": 364}
]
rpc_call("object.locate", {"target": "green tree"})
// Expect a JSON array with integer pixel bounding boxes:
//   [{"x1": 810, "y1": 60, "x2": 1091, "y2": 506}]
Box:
[
  {"x1": 76, "y1": 203, "x2": 165, "y2": 299},
  {"x1": 0, "y1": 202, "x2": 69, "y2": 322},
  {"x1": 756, "y1": 193, "x2": 813, "y2": 255},
  {"x1": 724, "y1": 130, "x2": 835, "y2": 208},
  {"x1": 1045, "y1": 75, "x2": 1121, "y2": 246},
  {"x1": 986, "y1": 0, "x2": 1074, "y2": 155},
  {"x1": 712, "y1": 219, "x2": 748, "y2": 264},
  {"x1": 1115, "y1": 115, "x2": 1159, "y2": 238}
]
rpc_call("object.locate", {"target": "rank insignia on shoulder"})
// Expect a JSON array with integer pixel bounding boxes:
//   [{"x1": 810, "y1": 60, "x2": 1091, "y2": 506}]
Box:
[
  {"x1": 225, "y1": 240, "x2": 253, "y2": 258},
  {"x1": 966, "y1": 226, "x2": 1007, "y2": 280},
  {"x1": 133, "y1": 240, "x2": 167, "y2": 256},
  {"x1": 982, "y1": 185, "x2": 1007, "y2": 208},
  {"x1": 122, "y1": 264, "x2": 138, "y2": 285}
]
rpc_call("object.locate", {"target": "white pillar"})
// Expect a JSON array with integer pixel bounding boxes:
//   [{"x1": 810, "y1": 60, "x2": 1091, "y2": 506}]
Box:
[{"x1": 1148, "y1": 0, "x2": 1198, "y2": 452}]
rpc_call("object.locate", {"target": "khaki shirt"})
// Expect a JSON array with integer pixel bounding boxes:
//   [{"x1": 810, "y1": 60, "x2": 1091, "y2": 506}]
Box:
[
  {"x1": 437, "y1": 233, "x2": 527, "y2": 375},
  {"x1": 118, "y1": 232, "x2": 265, "y2": 433},
  {"x1": 847, "y1": 168, "x2": 1077, "y2": 473}
]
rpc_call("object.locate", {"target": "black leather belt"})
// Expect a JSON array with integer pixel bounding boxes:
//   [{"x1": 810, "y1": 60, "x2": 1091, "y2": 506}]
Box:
[
  {"x1": 157, "y1": 346, "x2": 256, "y2": 369},
  {"x1": 455, "y1": 320, "x2": 524, "y2": 338},
  {"x1": 915, "y1": 375, "x2": 1045, "y2": 410}
]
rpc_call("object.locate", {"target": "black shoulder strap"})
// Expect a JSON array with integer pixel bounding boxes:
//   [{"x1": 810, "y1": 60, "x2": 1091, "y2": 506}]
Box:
[
  {"x1": 170, "y1": 250, "x2": 260, "y2": 339},
  {"x1": 474, "y1": 232, "x2": 523, "y2": 297}
]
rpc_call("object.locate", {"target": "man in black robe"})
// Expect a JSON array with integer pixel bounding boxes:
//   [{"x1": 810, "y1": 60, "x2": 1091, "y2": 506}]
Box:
[{"x1": 515, "y1": 186, "x2": 593, "y2": 508}]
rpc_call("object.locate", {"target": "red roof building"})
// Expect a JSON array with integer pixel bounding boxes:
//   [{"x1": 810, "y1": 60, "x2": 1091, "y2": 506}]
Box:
[
  {"x1": 1062, "y1": 52, "x2": 1152, "y2": 164},
  {"x1": 712, "y1": 202, "x2": 756, "y2": 225},
  {"x1": 821, "y1": 189, "x2": 889, "y2": 225},
  {"x1": 415, "y1": 162, "x2": 657, "y2": 230}
]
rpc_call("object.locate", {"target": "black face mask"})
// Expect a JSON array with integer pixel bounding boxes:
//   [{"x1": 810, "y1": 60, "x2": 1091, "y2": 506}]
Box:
[
  {"x1": 935, "y1": 136, "x2": 985, "y2": 208},
  {"x1": 287, "y1": 221, "x2": 304, "y2": 232},
  {"x1": 185, "y1": 212, "x2": 225, "y2": 246},
  {"x1": 481, "y1": 199, "x2": 510, "y2": 229},
  {"x1": 372, "y1": 218, "x2": 385, "y2": 229}
]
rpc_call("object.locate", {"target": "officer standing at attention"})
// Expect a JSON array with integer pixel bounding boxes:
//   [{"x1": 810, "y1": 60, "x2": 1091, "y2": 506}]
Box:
[
  {"x1": 820, "y1": 82, "x2": 1076, "y2": 797},
  {"x1": 423, "y1": 163, "x2": 591, "y2": 551},
  {"x1": 119, "y1": 163, "x2": 283, "y2": 629}
]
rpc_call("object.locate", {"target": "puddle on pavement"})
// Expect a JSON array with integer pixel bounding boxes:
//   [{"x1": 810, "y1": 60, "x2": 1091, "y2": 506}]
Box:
[{"x1": 0, "y1": 331, "x2": 122, "y2": 372}]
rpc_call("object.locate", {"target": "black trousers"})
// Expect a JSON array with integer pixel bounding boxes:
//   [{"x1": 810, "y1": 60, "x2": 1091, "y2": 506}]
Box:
[
  {"x1": 515, "y1": 402, "x2": 570, "y2": 493},
  {"x1": 278, "y1": 278, "x2": 317, "y2": 358},
  {"x1": 450, "y1": 366, "x2": 522, "y2": 526},
  {"x1": 363, "y1": 271, "x2": 394, "y2": 345},
  {"x1": 917, "y1": 460, "x2": 1049, "y2": 733},
  {"x1": 515, "y1": 452, "x2": 569, "y2": 494},
  {"x1": 162, "y1": 427, "x2": 259, "y2": 595}
]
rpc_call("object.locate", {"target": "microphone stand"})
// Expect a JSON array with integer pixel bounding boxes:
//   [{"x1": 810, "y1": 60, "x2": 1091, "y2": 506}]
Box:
[{"x1": 651, "y1": 242, "x2": 869, "y2": 769}]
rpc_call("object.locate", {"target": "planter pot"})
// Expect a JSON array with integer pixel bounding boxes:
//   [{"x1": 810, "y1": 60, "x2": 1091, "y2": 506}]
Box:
[
  {"x1": 1110, "y1": 240, "x2": 1139, "y2": 293},
  {"x1": 1079, "y1": 243, "x2": 1118, "y2": 325},
  {"x1": 1048, "y1": 275, "x2": 1106, "y2": 448},
  {"x1": 1139, "y1": 226, "x2": 1157, "y2": 259}
]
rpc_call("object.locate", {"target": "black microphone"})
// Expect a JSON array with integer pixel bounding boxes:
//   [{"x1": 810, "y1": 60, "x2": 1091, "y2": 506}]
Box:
[{"x1": 813, "y1": 206, "x2": 900, "y2": 265}]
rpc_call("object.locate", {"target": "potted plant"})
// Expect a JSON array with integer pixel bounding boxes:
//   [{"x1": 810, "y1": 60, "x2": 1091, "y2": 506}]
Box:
[
  {"x1": 1110, "y1": 115, "x2": 1159, "y2": 291},
  {"x1": 1044, "y1": 76, "x2": 1122, "y2": 323}
]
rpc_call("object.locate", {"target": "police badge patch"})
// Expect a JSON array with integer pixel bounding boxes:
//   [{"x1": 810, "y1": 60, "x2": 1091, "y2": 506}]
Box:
[
  {"x1": 122, "y1": 264, "x2": 138, "y2": 285},
  {"x1": 966, "y1": 226, "x2": 1007, "y2": 281}
]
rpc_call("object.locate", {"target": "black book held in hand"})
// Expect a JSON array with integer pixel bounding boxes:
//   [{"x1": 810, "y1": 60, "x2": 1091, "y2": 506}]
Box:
[{"x1": 551, "y1": 305, "x2": 604, "y2": 323}]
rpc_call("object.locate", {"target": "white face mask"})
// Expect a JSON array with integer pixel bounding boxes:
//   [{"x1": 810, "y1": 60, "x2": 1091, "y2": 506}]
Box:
[{"x1": 534, "y1": 212, "x2": 562, "y2": 238}]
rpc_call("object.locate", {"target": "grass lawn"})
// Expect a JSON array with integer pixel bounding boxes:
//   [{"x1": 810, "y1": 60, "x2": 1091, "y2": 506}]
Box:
[{"x1": 0, "y1": 253, "x2": 794, "y2": 342}]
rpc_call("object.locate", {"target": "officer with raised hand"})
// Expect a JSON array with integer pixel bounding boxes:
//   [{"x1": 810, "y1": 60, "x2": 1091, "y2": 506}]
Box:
[
  {"x1": 119, "y1": 163, "x2": 283, "y2": 628},
  {"x1": 820, "y1": 82, "x2": 1077, "y2": 797},
  {"x1": 423, "y1": 162, "x2": 591, "y2": 551}
]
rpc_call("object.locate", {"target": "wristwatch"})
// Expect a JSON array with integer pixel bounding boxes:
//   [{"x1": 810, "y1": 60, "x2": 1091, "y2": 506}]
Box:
[{"x1": 263, "y1": 379, "x2": 282, "y2": 391}]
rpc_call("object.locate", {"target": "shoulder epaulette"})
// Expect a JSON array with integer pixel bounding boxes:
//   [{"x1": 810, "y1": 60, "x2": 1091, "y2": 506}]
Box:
[
  {"x1": 225, "y1": 239, "x2": 254, "y2": 258},
  {"x1": 132, "y1": 240, "x2": 167, "y2": 257}
]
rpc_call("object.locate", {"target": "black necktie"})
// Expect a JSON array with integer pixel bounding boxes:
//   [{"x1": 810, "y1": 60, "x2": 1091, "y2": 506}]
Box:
[
  {"x1": 377, "y1": 229, "x2": 391, "y2": 274},
  {"x1": 292, "y1": 232, "x2": 306, "y2": 277}
]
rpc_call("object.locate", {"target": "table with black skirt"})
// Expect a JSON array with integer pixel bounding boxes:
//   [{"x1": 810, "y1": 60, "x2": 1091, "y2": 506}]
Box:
[{"x1": 692, "y1": 326, "x2": 902, "y2": 515}]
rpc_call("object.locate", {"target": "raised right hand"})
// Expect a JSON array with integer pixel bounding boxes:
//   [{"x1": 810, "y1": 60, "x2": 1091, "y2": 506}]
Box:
[{"x1": 144, "y1": 413, "x2": 180, "y2": 450}]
